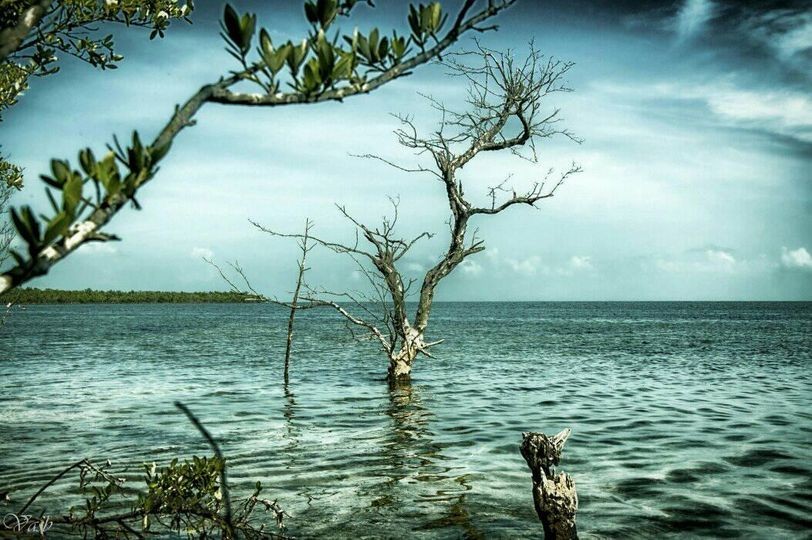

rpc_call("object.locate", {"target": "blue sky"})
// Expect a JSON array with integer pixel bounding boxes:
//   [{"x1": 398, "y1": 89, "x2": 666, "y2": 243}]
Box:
[{"x1": 3, "y1": 0, "x2": 811, "y2": 300}]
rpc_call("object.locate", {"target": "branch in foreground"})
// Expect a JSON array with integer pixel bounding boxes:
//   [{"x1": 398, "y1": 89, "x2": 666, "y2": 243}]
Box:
[
  {"x1": 0, "y1": 0, "x2": 516, "y2": 296},
  {"x1": 10, "y1": 402, "x2": 286, "y2": 539}
]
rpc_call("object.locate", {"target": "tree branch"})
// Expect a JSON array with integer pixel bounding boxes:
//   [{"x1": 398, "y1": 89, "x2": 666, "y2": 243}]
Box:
[{"x1": 0, "y1": 0, "x2": 51, "y2": 62}]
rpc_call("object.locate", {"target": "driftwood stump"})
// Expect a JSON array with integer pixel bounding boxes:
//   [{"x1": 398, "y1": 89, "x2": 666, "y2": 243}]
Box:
[{"x1": 520, "y1": 429, "x2": 578, "y2": 539}]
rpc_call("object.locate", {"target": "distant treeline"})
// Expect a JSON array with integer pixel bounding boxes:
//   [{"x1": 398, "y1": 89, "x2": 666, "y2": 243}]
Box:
[{"x1": 8, "y1": 288, "x2": 260, "y2": 304}]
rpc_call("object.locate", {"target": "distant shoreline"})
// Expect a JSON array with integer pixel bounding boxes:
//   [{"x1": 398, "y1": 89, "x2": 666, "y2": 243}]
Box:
[
  {"x1": 5, "y1": 288, "x2": 261, "y2": 304},
  {"x1": 3, "y1": 289, "x2": 809, "y2": 304}
]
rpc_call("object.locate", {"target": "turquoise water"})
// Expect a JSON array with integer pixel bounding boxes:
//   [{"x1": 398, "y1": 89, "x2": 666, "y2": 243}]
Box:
[{"x1": 1, "y1": 302, "x2": 810, "y2": 538}]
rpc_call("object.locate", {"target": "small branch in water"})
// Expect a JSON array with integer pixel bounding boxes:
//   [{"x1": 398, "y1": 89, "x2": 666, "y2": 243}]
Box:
[
  {"x1": 284, "y1": 219, "x2": 314, "y2": 384},
  {"x1": 520, "y1": 428, "x2": 578, "y2": 539}
]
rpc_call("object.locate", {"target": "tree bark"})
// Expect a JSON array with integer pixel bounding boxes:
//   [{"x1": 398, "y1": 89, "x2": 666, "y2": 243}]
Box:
[
  {"x1": 387, "y1": 326, "x2": 423, "y2": 382},
  {"x1": 520, "y1": 429, "x2": 578, "y2": 540}
]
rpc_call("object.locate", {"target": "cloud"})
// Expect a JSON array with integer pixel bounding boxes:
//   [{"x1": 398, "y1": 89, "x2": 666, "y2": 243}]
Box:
[
  {"x1": 740, "y1": 8, "x2": 812, "y2": 67},
  {"x1": 704, "y1": 88, "x2": 812, "y2": 142},
  {"x1": 655, "y1": 248, "x2": 738, "y2": 273},
  {"x1": 781, "y1": 247, "x2": 812, "y2": 270},
  {"x1": 569, "y1": 255, "x2": 593, "y2": 270},
  {"x1": 460, "y1": 259, "x2": 483, "y2": 276},
  {"x1": 705, "y1": 248, "x2": 736, "y2": 266},
  {"x1": 596, "y1": 80, "x2": 812, "y2": 144},
  {"x1": 674, "y1": 0, "x2": 716, "y2": 43},
  {"x1": 506, "y1": 256, "x2": 541, "y2": 276},
  {"x1": 190, "y1": 247, "x2": 214, "y2": 260},
  {"x1": 405, "y1": 261, "x2": 426, "y2": 273}
]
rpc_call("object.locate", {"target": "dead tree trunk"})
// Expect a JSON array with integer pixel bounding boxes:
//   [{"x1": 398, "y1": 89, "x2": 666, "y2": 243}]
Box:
[
  {"x1": 251, "y1": 46, "x2": 580, "y2": 383},
  {"x1": 284, "y1": 219, "x2": 313, "y2": 384},
  {"x1": 387, "y1": 326, "x2": 424, "y2": 381},
  {"x1": 520, "y1": 429, "x2": 578, "y2": 540}
]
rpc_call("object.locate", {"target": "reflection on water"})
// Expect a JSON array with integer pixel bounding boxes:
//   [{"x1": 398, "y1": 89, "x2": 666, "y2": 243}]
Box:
[{"x1": 0, "y1": 302, "x2": 811, "y2": 538}]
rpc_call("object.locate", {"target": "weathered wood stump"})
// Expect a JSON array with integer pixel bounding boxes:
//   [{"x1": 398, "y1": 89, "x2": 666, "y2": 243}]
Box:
[{"x1": 520, "y1": 429, "x2": 578, "y2": 539}]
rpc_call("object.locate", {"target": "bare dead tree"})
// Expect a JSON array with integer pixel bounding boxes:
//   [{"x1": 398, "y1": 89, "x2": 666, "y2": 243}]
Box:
[
  {"x1": 204, "y1": 220, "x2": 320, "y2": 383},
  {"x1": 283, "y1": 219, "x2": 314, "y2": 384},
  {"x1": 253, "y1": 44, "x2": 582, "y2": 383}
]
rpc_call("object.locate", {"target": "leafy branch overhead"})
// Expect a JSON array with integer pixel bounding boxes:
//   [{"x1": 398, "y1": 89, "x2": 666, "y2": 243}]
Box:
[
  {"x1": 220, "y1": 0, "x2": 460, "y2": 96},
  {"x1": 0, "y1": 0, "x2": 194, "y2": 118},
  {"x1": 0, "y1": 0, "x2": 516, "y2": 296}
]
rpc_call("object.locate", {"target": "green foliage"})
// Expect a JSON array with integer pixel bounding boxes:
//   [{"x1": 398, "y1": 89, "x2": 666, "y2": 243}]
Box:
[
  {"x1": 16, "y1": 403, "x2": 287, "y2": 538},
  {"x1": 0, "y1": 152, "x2": 22, "y2": 270},
  {"x1": 41, "y1": 456, "x2": 284, "y2": 539},
  {"x1": 0, "y1": 0, "x2": 194, "y2": 119},
  {"x1": 221, "y1": 1, "x2": 446, "y2": 96},
  {"x1": 11, "y1": 287, "x2": 258, "y2": 303},
  {"x1": 138, "y1": 456, "x2": 227, "y2": 534},
  {"x1": 4, "y1": 130, "x2": 167, "y2": 279}
]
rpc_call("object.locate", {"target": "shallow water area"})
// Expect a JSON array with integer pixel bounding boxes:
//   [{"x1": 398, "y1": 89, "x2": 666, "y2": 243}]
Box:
[{"x1": 1, "y1": 302, "x2": 810, "y2": 538}]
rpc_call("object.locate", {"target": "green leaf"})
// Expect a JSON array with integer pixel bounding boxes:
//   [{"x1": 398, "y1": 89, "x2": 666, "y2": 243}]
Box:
[
  {"x1": 302, "y1": 58, "x2": 322, "y2": 92},
  {"x1": 304, "y1": 1, "x2": 318, "y2": 24},
  {"x1": 79, "y1": 148, "x2": 97, "y2": 176},
  {"x1": 332, "y1": 52, "x2": 354, "y2": 80},
  {"x1": 287, "y1": 39, "x2": 308, "y2": 75},
  {"x1": 239, "y1": 12, "x2": 256, "y2": 53},
  {"x1": 222, "y1": 4, "x2": 242, "y2": 48},
  {"x1": 10, "y1": 207, "x2": 35, "y2": 245},
  {"x1": 408, "y1": 5, "x2": 424, "y2": 44},
  {"x1": 428, "y1": 2, "x2": 443, "y2": 32},
  {"x1": 259, "y1": 28, "x2": 273, "y2": 56},
  {"x1": 266, "y1": 44, "x2": 289, "y2": 74},
  {"x1": 43, "y1": 212, "x2": 71, "y2": 245},
  {"x1": 369, "y1": 28, "x2": 379, "y2": 56},
  {"x1": 40, "y1": 174, "x2": 64, "y2": 189},
  {"x1": 357, "y1": 34, "x2": 371, "y2": 61},
  {"x1": 317, "y1": 0, "x2": 338, "y2": 28},
  {"x1": 378, "y1": 36, "x2": 389, "y2": 60},
  {"x1": 51, "y1": 159, "x2": 71, "y2": 184},
  {"x1": 63, "y1": 175, "x2": 83, "y2": 214}
]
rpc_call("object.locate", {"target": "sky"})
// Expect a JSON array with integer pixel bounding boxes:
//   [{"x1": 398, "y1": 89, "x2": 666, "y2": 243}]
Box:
[{"x1": 3, "y1": 0, "x2": 811, "y2": 300}]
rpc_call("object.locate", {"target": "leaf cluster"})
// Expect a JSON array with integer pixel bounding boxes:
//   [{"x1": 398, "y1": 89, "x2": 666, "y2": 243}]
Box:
[
  {"x1": 220, "y1": 0, "x2": 446, "y2": 95},
  {"x1": 0, "y1": 0, "x2": 194, "y2": 118},
  {"x1": 5, "y1": 130, "x2": 169, "y2": 279}
]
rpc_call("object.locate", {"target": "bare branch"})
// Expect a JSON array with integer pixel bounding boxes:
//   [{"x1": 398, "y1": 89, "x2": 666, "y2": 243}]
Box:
[{"x1": 470, "y1": 163, "x2": 582, "y2": 215}]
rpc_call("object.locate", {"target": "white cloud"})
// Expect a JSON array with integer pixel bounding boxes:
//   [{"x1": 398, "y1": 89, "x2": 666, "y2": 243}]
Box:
[
  {"x1": 674, "y1": 0, "x2": 716, "y2": 43},
  {"x1": 506, "y1": 256, "x2": 541, "y2": 276},
  {"x1": 655, "y1": 248, "x2": 738, "y2": 273},
  {"x1": 704, "y1": 89, "x2": 812, "y2": 141},
  {"x1": 405, "y1": 261, "x2": 426, "y2": 273},
  {"x1": 460, "y1": 259, "x2": 483, "y2": 276},
  {"x1": 774, "y1": 15, "x2": 812, "y2": 61},
  {"x1": 781, "y1": 247, "x2": 812, "y2": 270},
  {"x1": 190, "y1": 247, "x2": 214, "y2": 260},
  {"x1": 598, "y1": 80, "x2": 812, "y2": 144},
  {"x1": 742, "y1": 9, "x2": 812, "y2": 65},
  {"x1": 569, "y1": 255, "x2": 593, "y2": 270},
  {"x1": 705, "y1": 248, "x2": 736, "y2": 266}
]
